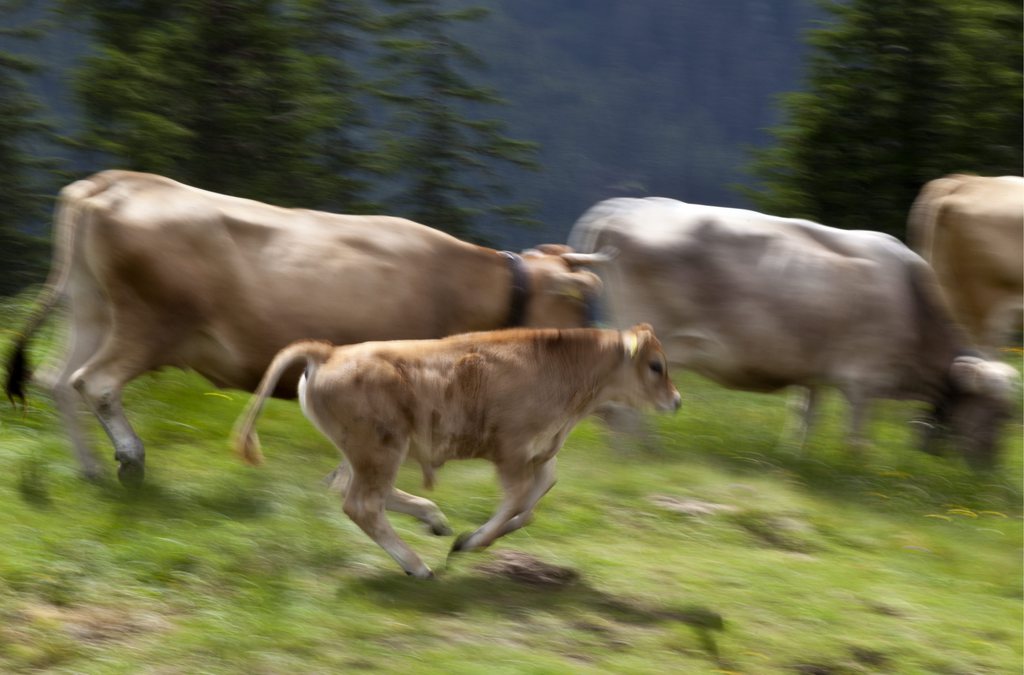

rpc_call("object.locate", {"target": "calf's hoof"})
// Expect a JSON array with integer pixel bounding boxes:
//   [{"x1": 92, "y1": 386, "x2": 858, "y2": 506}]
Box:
[{"x1": 406, "y1": 568, "x2": 435, "y2": 580}]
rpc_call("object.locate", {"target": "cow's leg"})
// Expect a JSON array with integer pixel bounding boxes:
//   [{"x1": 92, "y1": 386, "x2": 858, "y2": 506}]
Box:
[
  {"x1": 326, "y1": 461, "x2": 450, "y2": 535},
  {"x1": 781, "y1": 386, "x2": 819, "y2": 452},
  {"x1": 70, "y1": 342, "x2": 154, "y2": 486},
  {"x1": 495, "y1": 457, "x2": 558, "y2": 539},
  {"x1": 51, "y1": 303, "x2": 108, "y2": 480},
  {"x1": 841, "y1": 387, "x2": 872, "y2": 454},
  {"x1": 342, "y1": 458, "x2": 432, "y2": 579},
  {"x1": 451, "y1": 461, "x2": 533, "y2": 553}
]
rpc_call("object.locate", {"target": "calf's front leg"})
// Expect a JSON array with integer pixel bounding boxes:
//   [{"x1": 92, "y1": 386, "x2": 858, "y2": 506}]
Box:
[{"x1": 451, "y1": 460, "x2": 537, "y2": 553}]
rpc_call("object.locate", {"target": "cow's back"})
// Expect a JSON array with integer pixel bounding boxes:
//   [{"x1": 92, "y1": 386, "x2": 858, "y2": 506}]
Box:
[
  {"x1": 909, "y1": 175, "x2": 1024, "y2": 349},
  {"x1": 920, "y1": 176, "x2": 1023, "y2": 286},
  {"x1": 70, "y1": 171, "x2": 487, "y2": 392},
  {"x1": 570, "y1": 198, "x2": 941, "y2": 392}
]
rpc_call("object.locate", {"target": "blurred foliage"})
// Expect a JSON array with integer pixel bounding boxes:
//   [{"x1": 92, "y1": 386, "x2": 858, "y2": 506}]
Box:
[
  {"x1": 372, "y1": 0, "x2": 538, "y2": 241},
  {"x1": 0, "y1": 0, "x2": 58, "y2": 294},
  {"x1": 63, "y1": 0, "x2": 376, "y2": 211},
  {"x1": 57, "y1": 0, "x2": 534, "y2": 235},
  {"x1": 748, "y1": 0, "x2": 1023, "y2": 237}
]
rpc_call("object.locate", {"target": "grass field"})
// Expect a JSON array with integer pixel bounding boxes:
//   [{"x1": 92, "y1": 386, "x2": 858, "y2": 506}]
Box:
[{"x1": 1, "y1": 300, "x2": 1021, "y2": 674}]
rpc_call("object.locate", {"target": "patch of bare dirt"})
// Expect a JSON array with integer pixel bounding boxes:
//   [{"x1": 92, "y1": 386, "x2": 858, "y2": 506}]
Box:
[
  {"x1": 18, "y1": 603, "x2": 171, "y2": 644},
  {"x1": 474, "y1": 550, "x2": 580, "y2": 587}
]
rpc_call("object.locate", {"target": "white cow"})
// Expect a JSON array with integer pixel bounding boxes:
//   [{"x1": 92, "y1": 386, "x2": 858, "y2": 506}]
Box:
[{"x1": 566, "y1": 197, "x2": 1019, "y2": 468}]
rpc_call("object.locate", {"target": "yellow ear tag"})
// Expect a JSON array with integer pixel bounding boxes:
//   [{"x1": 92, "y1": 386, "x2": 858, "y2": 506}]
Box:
[
  {"x1": 564, "y1": 287, "x2": 583, "y2": 301},
  {"x1": 625, "y1": 332, "x2": 639, "y2": 359}
]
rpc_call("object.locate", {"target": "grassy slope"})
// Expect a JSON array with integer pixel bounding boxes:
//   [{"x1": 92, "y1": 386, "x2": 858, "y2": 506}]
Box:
[{"x1": 1, "y1": 302, "x2": 1021, "y2": 674}]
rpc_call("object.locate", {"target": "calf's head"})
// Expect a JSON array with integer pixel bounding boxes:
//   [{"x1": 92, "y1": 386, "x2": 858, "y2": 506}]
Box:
[
  {"x1": 923, "y1": 356, "x2": 1019, "y2": 469},
  {"x1": 609, "y1": 323, "x2": 682, "y2": 413}
]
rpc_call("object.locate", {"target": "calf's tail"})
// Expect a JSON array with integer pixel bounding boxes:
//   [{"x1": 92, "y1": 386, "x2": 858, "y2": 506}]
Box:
[{"x1": 231, "y1": 340, "x2": 334, "y2": 465}]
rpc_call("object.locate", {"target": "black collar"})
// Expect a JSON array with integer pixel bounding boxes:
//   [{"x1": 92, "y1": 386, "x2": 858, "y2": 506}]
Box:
[{"x1": 500, "y1": 251, "x2": 529, "y2": 328}]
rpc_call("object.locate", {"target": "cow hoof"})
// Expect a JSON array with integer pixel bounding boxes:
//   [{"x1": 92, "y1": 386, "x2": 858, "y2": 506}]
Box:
[
  {"x1": 429, "y1": 522, "x2": 454, "y2": 537},
  {"x1": 117, "y1": 461, "x2": 145, "y2": 488}
]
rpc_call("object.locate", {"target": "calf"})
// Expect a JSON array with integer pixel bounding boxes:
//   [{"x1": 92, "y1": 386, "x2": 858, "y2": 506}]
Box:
[{"x1": 232, "y1": 325, "x2": 681, "y2": 578}]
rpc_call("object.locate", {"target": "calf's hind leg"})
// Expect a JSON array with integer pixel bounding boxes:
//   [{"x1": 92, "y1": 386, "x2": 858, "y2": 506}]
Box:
[
  {"x1": 342, "y1": 452, "x2": 433, "y2": 579},
  {"x1": 326, "y1": 462, "x2": 451, "y2": 535}
]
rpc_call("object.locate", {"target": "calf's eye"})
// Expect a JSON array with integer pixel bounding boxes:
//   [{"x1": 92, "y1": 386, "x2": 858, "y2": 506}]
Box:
[{"x1": 649, "y1": 360, "x2": 664, "y2": 375}]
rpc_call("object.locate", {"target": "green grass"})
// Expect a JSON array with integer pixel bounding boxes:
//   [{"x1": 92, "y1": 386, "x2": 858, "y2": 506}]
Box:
[{"x1": 1, "y1": 298, "x2": 1021, "y2": 674}]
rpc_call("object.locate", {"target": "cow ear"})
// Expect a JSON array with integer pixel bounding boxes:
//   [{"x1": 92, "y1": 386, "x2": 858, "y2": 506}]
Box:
[{"x1": 546, "y1": 270, "x2": 602, "y2": 299}]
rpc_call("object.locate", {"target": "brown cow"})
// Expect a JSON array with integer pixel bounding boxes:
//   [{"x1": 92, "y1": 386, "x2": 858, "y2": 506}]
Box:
[
  {"x1": 4, "y1": 171, "x2": 601, "y2": 485},
  {"x1": 908, "y1": 174, "x2": 1024, "y2": 352},
  {"x1": 232, "y1": 325, "x2": 681, "y2": 578}
]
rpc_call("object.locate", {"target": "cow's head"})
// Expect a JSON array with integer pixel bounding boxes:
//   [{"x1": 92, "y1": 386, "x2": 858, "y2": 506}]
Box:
[
  {"x1": 921, "y1": 355, "x2": 1019, "y2": 469},
  {"x1": 608, "y1": 323, "x2": 681, "y2": 413},
  {"x1": 519, "y1": 244, "x2": 603, "y2": 328}
]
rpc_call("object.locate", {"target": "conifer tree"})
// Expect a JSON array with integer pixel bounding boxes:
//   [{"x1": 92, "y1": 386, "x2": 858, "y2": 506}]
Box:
[
  {"x1": 749, "y1": 0, "x2": 1022, "y2": 237},
  {"x1": 373, "y1": 0, "x2": 537, "y2": 240},
  {"x1": 0, "y1": 1, "x2": 56, "y2": 294},
  {"x1": 67, "y1": 0, "x2": 374, "y2": 210}
]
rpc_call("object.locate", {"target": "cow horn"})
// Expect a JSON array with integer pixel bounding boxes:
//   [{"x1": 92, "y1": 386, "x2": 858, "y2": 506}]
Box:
[{"x1": 561, "y1": 247, "x2": 619, "y2": 266}]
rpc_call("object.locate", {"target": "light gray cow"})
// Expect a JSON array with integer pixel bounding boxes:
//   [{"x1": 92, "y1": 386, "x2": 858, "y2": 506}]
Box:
[{"x1": 566, "y1": 197, "x2": 1018, "y2": 468}]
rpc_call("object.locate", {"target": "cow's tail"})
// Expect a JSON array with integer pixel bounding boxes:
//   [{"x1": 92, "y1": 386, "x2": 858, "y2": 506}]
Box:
[
  {"x1": 4, "y1": 175, "x2": 110, "y2": 405},
  {"x1": 906, "y1": 175, "x2": 967, "y2": 259},
  {"x1": 231, "y1": 340, "x2": 335, "y2": 466}
]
